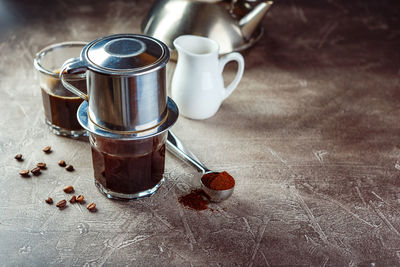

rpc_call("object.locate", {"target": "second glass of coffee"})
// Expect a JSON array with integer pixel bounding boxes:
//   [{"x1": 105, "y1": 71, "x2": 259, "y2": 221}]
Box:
[{"x1": 34, "y1": 42, "x2": 88, "y2": 138}]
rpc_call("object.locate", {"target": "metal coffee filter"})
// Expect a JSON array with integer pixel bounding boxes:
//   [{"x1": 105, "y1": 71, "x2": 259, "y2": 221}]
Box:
[{"x1": 61, "y1": 34, "x2": 171, "y2": 132}]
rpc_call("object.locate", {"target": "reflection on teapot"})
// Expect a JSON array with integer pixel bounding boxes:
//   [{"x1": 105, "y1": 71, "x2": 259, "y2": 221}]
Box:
[{"x1": 141, "y1": 0, "x2": 273, "y2": 59}]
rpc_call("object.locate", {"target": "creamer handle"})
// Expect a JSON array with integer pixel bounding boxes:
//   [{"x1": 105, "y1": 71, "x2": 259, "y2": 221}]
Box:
[{"x1": 219, "y1": 52, "x2": 245, "y2": 100}]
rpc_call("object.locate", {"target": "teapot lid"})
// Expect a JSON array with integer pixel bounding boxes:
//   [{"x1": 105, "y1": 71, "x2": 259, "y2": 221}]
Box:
[{"x1": 82, "y1": 34, "x2": 169, "y2": 75}]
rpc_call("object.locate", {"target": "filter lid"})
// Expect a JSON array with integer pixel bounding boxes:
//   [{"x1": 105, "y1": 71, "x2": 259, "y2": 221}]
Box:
[{"x1": 82, "y1": 34, "x2": 169, "y2": 75}]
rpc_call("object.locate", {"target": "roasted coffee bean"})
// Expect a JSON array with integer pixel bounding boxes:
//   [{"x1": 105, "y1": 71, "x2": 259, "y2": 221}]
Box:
[
  {"x1": 56, "y1": 199, "x2": 67, "y2": 208},
  {"x1": 66, "y1": 165, "x2": 74, "y2": 172},
  {"x1": 58, "y1": 160, "x2": 66, "y2": 167},
  {"x1": 45, "y1": 197, "x2": 53, "y2": 204},
  {"x1": 19, "y1": 169, "x2": 30, "y2": 177},
  {"x1": 76, "y1": 195, "x2": 84, "y2": 203},
  {"x1": 31, "y1": 167, "x2": 41, "y2": 176},
  {"x1": 63, "y1": 185, "x2": 74, "y2": 193},
  {"x1": 87, "y1": 202, "x2": 96, "y2": 212},
  {"x1": 69, "y1": 195, "x2": 76, "y2": 203},
  {"x1": 42, "y1": 146, "x2": 52, "y2": 153},
  {"x1": 37, "y1": 162, "x2": 47, "y2": 169},
  {"x1": 14, "y1": 154, "x2": 23, "y2": 161}
]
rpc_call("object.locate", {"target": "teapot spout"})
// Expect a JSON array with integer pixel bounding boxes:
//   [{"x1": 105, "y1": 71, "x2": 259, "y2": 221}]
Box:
[{"x1": 239, "y1": 1, "x2": 273, "y2": 40}]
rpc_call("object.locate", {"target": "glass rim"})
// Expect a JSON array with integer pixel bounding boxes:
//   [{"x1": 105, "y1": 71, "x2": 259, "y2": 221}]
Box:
[{"x1": 33, "y1": 41, "x2": 88, "y2": 78}]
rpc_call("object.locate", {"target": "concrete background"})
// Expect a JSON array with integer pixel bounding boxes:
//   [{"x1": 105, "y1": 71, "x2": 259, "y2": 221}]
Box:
[{"x1": 0, "y1": 0, "x2": 400, "y2": 265}]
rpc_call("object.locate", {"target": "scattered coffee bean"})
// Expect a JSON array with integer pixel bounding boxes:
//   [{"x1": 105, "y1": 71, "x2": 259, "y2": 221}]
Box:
[
  {"x1": 58, "y1": 160, "x2": 66, "y2": 167},
  {"x1": 63, "y1": 185, "x2": 74, "y2": 193},
  {"x1": 31, "y1": 167, "x2": 41, "y2": 176},
  {"x1": 19, "y1": 169, "x2": 30, "y2": 177},
  {"x1": 76, "y1": 195, "x2": 84, "y2": 203},
  {"x1": 45, "y1": 197, "x2": 53, "y2": 204},
  {"x1": 42, "y1": 146, "x2": 52, "y2": 153},
  {"x1": 69, "y1": 195, "x2": 76, "y2": 203},
  {"x1": 87, "y1": 202, "x2": 96, "y2": 212},
  {"x1": 14, "y1": 154, "x2": 23, "y2": 161},
  {"x1": 56, "y1": 199, "x2": 67, "y2": 209},
  {"x1": 37, "y1": 162, "x2": 47, "y2": 169},
  {"x1": 66, "y1": 165, "x2": 74, "y2": 172}
]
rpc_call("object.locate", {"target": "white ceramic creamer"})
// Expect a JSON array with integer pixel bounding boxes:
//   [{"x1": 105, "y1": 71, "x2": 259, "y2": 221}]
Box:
[{"x1": 171, "y1": 35, "x2": 245, "y2": 120}]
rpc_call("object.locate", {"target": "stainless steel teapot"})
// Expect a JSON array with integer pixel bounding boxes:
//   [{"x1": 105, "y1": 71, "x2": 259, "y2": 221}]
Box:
[{"x1": 141, "y1": 0, "x2": 273, "y2": 59}]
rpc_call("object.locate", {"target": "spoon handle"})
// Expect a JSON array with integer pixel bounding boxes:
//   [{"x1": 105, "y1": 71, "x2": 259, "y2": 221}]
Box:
[{"x1": 166, "y1": 130, "x2": 211, "y2": 174}]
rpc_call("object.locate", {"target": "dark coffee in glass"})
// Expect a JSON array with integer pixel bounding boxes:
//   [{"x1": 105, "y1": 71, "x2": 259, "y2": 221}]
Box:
[
  {"x1": 41, "y1": 76, "x2": 86, "y2": 132},
  {"x1": 34, "y1": 42, "x2": 88, "y2": 138},
  {"x1": 89, "y1": 131, "x2": 167, "y2": 199}
]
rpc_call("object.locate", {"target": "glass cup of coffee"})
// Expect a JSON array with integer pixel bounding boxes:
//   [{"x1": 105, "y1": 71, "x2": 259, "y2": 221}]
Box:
[
  {"x1": 89, "y1": 132, "x2": 167, "y2": 199},
  {"x1": 34, "y1": 42, "x2": 88, "y2": 138}
]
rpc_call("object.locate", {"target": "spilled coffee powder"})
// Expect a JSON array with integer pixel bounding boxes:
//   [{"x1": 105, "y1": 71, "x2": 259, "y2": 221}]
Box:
[{"x1": 178, "y1": 189, "x2": 209, "y2": 210}]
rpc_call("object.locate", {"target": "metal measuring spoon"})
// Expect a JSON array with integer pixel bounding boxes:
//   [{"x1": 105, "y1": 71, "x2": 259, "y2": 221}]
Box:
[{"x1": 166, "y1": 130, "x2": 234, "y2": 202}]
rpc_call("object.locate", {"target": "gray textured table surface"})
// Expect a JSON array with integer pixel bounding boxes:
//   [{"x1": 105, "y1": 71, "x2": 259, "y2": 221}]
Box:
[{"x1": 1, "y1": 0, "x2": 400, "y2": 266}]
